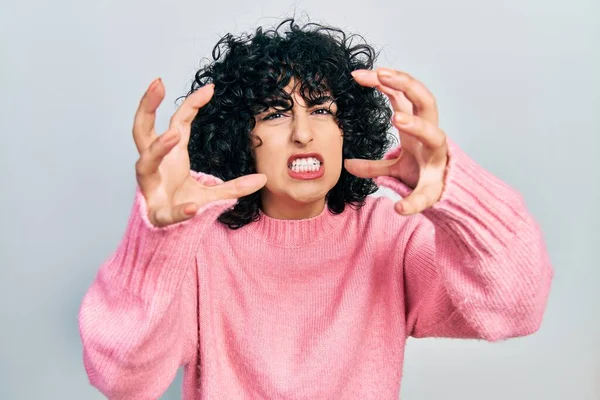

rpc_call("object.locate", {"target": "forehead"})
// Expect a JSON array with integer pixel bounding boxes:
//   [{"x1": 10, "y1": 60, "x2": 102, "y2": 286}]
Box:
[
  {"x1": 282, "y1": 77, "x2": 330, "y2": 93},
  {"x1": 273, "y1": 78, "x2": 334, "y2": 103},
  {"x1": 251, "y1": 76, "x2": 335, "y2": 115}
]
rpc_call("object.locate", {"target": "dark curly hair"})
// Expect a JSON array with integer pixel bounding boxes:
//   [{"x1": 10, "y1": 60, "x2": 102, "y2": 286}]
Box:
[{"x1": 185, "y1": 17, "x2": 395, "y2": 229}]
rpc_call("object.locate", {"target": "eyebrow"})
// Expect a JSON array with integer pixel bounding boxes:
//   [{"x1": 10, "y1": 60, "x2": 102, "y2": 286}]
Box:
[
  {"x1": 306, "y1": 95, "x2": 335, "y2": 106},
  {"x1": 257, "y1": 94, "x2": 336, "y2": 114}
]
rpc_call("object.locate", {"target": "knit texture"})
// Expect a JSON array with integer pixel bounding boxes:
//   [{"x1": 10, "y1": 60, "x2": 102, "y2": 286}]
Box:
[{"x1": 79, "y1": 140, "x2": 553, "y2": 399}]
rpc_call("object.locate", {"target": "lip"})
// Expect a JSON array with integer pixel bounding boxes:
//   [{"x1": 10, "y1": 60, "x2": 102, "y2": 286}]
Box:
[
  {"x1": 287, "y1": 152, "x2": 325, "y2": 181},
  {"x1": 287, "y1": 152, "x2": 324, "y2": 166}
]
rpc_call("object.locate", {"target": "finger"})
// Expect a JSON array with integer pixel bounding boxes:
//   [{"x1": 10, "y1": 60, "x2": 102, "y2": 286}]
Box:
[
  {"x1": 352, "y1": 69, "x2": 413, "y2": 115},
  {"x1": 135, "y1": 129, "x2": 181, "y2": 188},
  {"x1": 351, "y1": 69, "x2": 380, "y2": 87},
  {"x1": 379, "y1": 85, "x2": 414, "y2": 115},
  {"x1": 395, "y1": 181, "x2": 443, "y2": 215},
  {"x1": 206, "y1": 173, "x2": 267, "y2": 201},
  {"x1": 202, "y1": 179, "x2": 220, "y2": 187},
  {"x1": 344, "y1": 158, "x2": 397, "y2": 179},
  {"x1": 168, "y1": 84, "x2": 215, "y2": 140},
  {"x1": 152, "y1": 202, "x2": 198, "y2": 227},
  {"x1": 377, "y1": 68, "x2": 438, "y2": 125},
  {"x1": 133, "y1": 78, "x2": 165, "y2": 153},
  {"x1": 392, "y1": 113, "x2": 446, "y2": 149}
]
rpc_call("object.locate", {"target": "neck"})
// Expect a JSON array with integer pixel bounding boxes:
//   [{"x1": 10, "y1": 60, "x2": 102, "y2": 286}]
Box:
[{"x1": 260, "y1": 193, "x2": 326, "y2": 220}]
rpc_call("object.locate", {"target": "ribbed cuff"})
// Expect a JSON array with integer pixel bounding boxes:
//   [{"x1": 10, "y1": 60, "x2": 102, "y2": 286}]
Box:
[
  {"x1": 136, "y1": 171, "x2": 237, "y2": 232},
  {"x1": 375, "y1": 139, "x2": 529, "y2": 254},
  {"x1": 100, "y1": 172, "x2": 236, "y2": 302}
]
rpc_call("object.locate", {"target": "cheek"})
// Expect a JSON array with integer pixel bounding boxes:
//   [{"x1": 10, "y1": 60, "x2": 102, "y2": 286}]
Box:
[
  {"x1": 331, "y1": 134, "x2": 344, "y2": 160},
  {"x1": 252, "y1": 145, "x2": 282, "y2": 175},
  {"x1": 325, "y1": 135, "x2": 344, "y2": 177},
  {"x1": 253, "y1": 152, "x2": 269, "y2": 173},
  {"x1": 250, "y1": 136, "x2": 272, "y2": 172}
]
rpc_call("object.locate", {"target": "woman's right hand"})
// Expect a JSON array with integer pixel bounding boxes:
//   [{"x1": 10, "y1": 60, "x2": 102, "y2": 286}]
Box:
[{"x1": 132, "y1": 78, "x2": 266, "y2": 228}]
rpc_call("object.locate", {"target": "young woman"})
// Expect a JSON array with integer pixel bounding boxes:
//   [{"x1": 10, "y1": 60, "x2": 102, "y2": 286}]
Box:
[{"x1": 79, "y1": 18, "x2": 553, "y2": 399}]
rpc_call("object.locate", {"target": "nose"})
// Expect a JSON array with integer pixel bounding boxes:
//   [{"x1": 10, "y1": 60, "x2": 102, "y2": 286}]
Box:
[{"x1": 291, "y1": 113, "x2": 314, "y2": 146}]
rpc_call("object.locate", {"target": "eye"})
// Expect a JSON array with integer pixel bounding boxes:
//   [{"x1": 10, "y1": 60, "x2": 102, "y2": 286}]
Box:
[
  {"x1": 312, "y1": 108, "x2": 333, "y2": 115},
  {"x1": 262, "y1": 112, "x2": 286, "y2": 121}
]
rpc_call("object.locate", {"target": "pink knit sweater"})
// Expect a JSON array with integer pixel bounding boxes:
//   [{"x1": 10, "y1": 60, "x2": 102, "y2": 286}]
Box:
[{"x1": 79, "y1": 140, "x2": 553, "y2": 399}]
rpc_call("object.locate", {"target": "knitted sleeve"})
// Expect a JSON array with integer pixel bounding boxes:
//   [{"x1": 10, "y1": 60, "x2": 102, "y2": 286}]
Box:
[
  {"x1": 78, "y1": 172, "x2": 235, "y2": 399},
  {"x1": 376, "y1": 140, "x2": 554, "y2": 341}
]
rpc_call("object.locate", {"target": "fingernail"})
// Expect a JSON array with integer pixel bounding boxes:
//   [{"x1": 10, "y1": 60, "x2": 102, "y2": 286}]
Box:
[
  {"x1": 184, "y1": 204, "x2": 197, "y2": 215},
  {"x1": 351, "y1": 70, "x2": 368, "y2": 77},
  {"x1": 395, "y1": 202, "x2": 404, "y2": 214},
  {"x1": 149, "y1": 78, "x2": 161, "y2": 91}
]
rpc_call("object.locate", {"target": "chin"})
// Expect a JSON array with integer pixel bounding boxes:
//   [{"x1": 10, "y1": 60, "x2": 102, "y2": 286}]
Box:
[
  {"x1": 286, "y1": 184, "x2": 331, "y2": 204},
  {"x1": 293, "y1": 195, "x2": 326, "y2": 204},
  {"x1": 286, "y1": 189, "x2": 323, "y2": 203}
]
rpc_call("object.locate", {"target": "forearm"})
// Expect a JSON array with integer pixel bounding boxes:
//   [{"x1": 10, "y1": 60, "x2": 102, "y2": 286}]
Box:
[
  {"x1": 382, "y1": 140, "x2": 554, "y2": 341},
  {"x1": 79, "y1": 175, "x2": 235, "y2": 398}
]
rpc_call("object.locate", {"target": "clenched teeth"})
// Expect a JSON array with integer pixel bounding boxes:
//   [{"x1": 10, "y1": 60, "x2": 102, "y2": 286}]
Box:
[{"x1": 288, "y1": 157, "x2": 321, "y2": 172}]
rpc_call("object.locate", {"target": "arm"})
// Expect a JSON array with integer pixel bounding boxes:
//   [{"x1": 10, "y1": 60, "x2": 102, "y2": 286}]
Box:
[
  {"x1": 348, "y1": 68, "x2": 553, "y2": 341},
  {"x1": 377, "y1": 141, "x2": 554, "y2": 341},
  {"x1": 78, "y1": 172, "x2": 235, "y2": 400}
]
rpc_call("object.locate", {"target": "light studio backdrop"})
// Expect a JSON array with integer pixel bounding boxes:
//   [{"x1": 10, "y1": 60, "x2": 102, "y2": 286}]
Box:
[{"x1": 0, "y1": 0, "x2": 598, "y2": 398}]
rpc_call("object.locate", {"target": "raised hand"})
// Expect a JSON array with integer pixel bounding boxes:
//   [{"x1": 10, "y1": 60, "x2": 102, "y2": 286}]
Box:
[
  {"x1": 345, "y1": 68, "x2": 449, "y2": 216},
  {"x1": 133, "y1": 78, "x2": 267, "y2": 227}
]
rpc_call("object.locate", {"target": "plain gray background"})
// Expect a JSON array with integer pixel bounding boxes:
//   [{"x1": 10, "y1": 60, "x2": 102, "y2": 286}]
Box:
[{"x1": 1, "y1": 0, "x2": 598, "y2": 398}]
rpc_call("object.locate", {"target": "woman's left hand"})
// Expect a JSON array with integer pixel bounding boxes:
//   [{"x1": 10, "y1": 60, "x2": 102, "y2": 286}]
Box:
[{"x1": 345, "y1": 68, "x2": 449, "y2": 216}]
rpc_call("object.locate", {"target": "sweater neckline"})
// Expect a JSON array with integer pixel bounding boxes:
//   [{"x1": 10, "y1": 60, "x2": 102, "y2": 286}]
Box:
[{"x1": 244, "y1": 204, "x2": 343, "y2": 248}]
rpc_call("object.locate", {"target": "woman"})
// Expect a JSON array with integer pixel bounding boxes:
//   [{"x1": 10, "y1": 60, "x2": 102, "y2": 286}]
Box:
[{"x1": 79, "y1": 18, "x2": 553, "y2": 399}]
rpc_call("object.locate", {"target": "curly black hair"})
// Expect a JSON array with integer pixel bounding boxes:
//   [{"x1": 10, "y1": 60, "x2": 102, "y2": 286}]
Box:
[{"x1": 185, "y1": 17, "x2": 395, "y2": 229}]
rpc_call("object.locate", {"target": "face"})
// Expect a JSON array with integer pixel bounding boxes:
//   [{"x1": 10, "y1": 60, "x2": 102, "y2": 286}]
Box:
[{"x1": 251, "y1": 82, "x2": 344, "y2": 219}]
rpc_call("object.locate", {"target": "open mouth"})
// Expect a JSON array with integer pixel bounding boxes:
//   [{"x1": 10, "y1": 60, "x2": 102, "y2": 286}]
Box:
[
  {"x1": 288, "y1": 157, "x2": 322, "y2": 173},
  {"x1": 287, "y1": 153, "x2": 325, "y2": 179}
]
